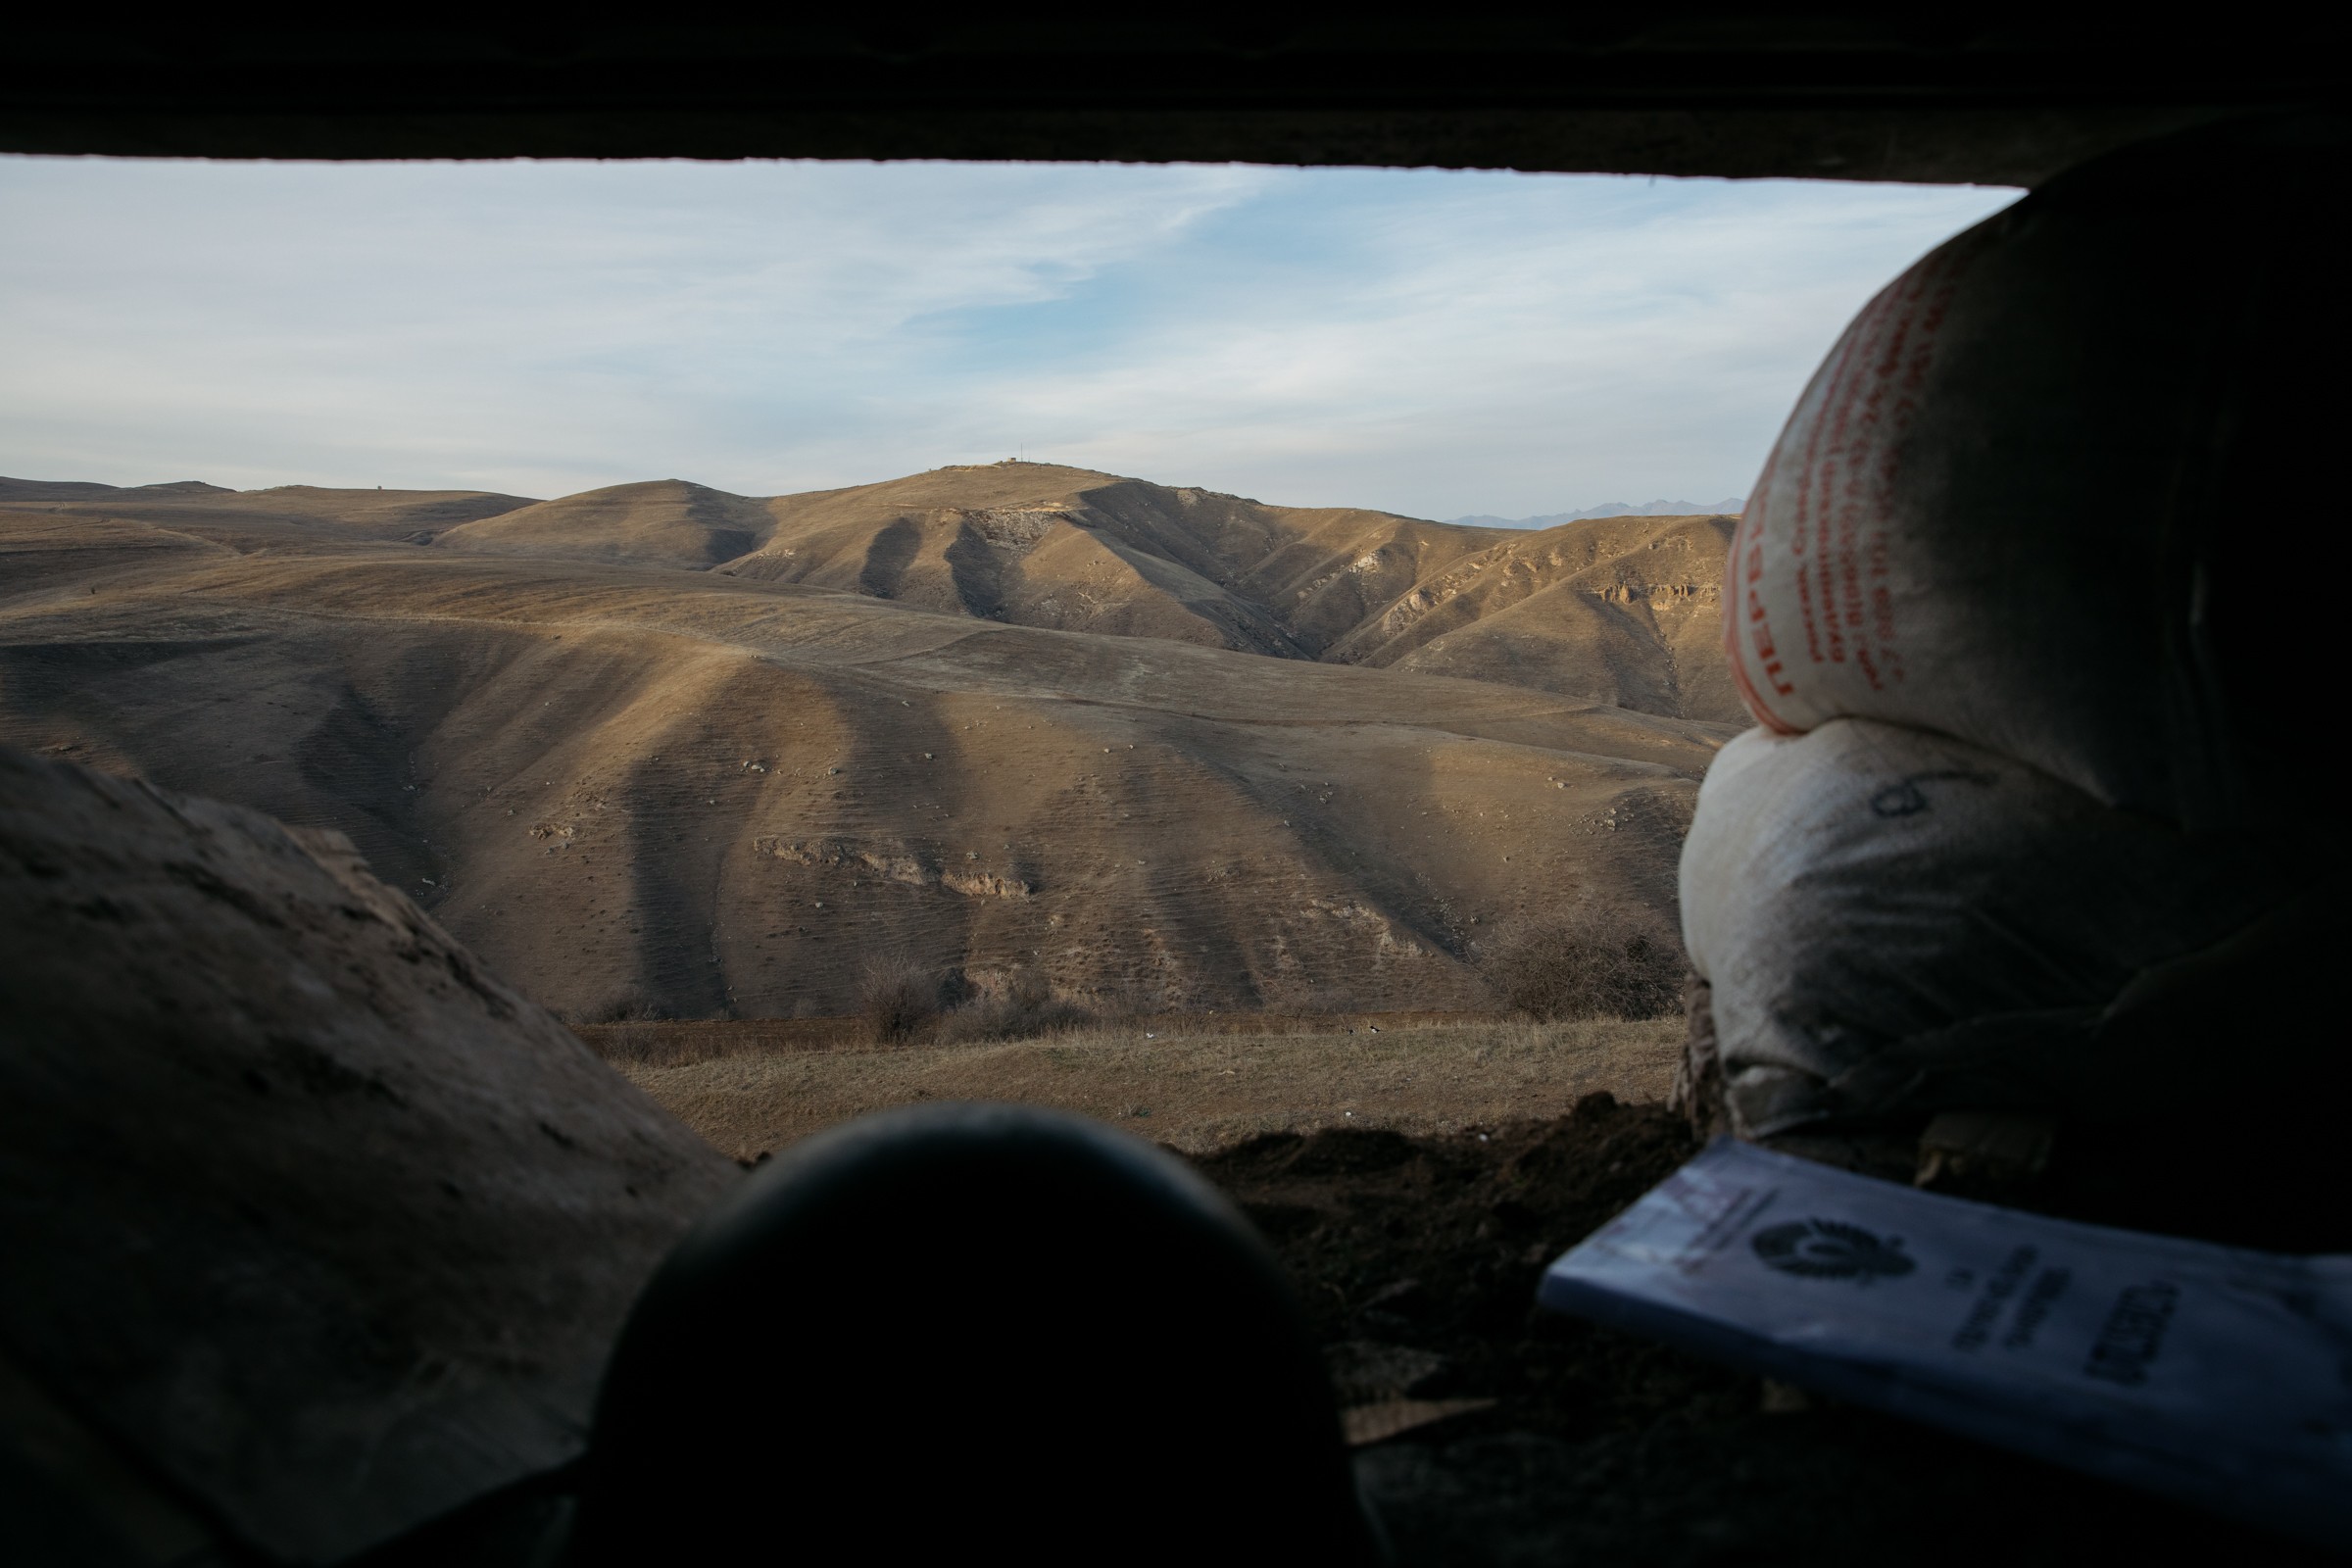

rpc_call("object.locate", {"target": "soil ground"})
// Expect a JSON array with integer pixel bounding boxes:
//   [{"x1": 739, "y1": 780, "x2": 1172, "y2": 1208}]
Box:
[
  {"x1": 594, "y1": 1013, "x2": 1681, "y2": 1158},
  {"x1": 605, "y1": 1013, "x2": 2343, "y2": 1564},
  {"x1": 1202, "y1": 1101, "x2": 2337, "y2": 1565}
]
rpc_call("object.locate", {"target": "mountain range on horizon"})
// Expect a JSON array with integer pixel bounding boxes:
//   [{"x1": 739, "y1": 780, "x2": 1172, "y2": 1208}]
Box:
[
  {"x1": 0, "y1": 473, "x2": 1744, "y2": 539},
  {"x1": 1448, "y1": 498, "x2": 1745, "y2": 528},
  {"x1": 0, "y1": 460, "x2": 1740, "y2": 1019}
]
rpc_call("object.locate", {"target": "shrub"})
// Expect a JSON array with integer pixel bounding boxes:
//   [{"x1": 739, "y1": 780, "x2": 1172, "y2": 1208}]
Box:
[
  {"x1": 557, "y1": 990, "x2": 662, "y2": 1027},
  {"x1": 936, "y1": 966, "x2": 1094, "y2": 1044},
  {"x1": 1007, "y1": 965, "x2": 1052, "y2": 1012},
  {"x1": 857, "y1": 953, "x2": 944, "y2": 1044},
  {"x1": 588, "y1": 1021, "x2": 702, "y2": 1067},
  {"x1": 1486, "y1": 902, "x2": 1685, "y2": 1021}
]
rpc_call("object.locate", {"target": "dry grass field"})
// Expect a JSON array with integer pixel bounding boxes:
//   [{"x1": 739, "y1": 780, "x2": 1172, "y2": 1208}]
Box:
[{"x1": 596, "y1": 1013, "x2": 1685, "y2": 1159}]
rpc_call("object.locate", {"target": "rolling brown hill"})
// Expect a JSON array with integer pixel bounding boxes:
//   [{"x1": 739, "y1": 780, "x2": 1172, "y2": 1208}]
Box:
[
  {"x1": 6, "y1": 465, "x2": 1739, "y2": 718},
  {"x1": 438, "y1": 478, "x2": 778, "y2": 568},
  {"x1": 1327, "y1": 512, "x2": 1741, "y2": 723},
  {"x1": 439, "y1": 461, "x2": 1741, "y2": 721},
  {"x1": 0, "y1": 481, "x2": 1738, "y2": 1021},
  {"x1": 0, "y1": 476, "x2": 538, "y2": 544}
]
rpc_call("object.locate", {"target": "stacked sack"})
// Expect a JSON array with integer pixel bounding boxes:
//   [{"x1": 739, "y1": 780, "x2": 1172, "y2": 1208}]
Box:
[{"x1": 1682, "y1": 116, "x2": 2348, "y2": 1139}]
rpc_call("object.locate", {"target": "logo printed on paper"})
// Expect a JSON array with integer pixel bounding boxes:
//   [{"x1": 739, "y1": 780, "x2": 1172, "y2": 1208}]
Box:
[
  {"x1": 2082, "y1": 1282, "x2": 2180, "y2": 1387},
  {"x1": 1751, "y1": 1219, "x2": 1917, "y2": 1283}
]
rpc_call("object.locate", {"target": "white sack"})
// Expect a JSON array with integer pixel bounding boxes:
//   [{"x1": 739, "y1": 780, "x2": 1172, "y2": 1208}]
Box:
[
  {"x1": 1681, "y1": 720, "x2": 2294, "y2": 1136},
  {"x1": 1722, "y1": 119, "x2": 2352, "y2": 831}
]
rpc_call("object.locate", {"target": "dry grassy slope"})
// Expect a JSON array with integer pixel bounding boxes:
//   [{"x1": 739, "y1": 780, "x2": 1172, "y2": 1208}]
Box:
[
  {"x1": 437, "y1": 478, "x2": 777, "y2": 568},
  {"x1": 1334, "y1": 513, "x2": 1741, "y2": 720},
  {"x1": 727, "y1": 466, "x2": 1303, "y2": 658},
  {"x1": 0, "y1": 472, "x2": 1739, "y2": 720},
  {"x1": 0, "y1": 477, "x2": 538, "y2": 546},
  {"x1": 730, "y1": 463, "x2": 1522, "y2": 666},
  {"x1": 0, "y1": 505, "x2": 1732, "y2": 1021},
  {"x1": 0, "y1": 477, "x2": 231, "y2": 502},
  {"x1": 406, "y1": 461, "x2": 1740, "y2": 719},
  {"x1": 610, "y1": 1016, "x2": 1686, "y2": 1160}
]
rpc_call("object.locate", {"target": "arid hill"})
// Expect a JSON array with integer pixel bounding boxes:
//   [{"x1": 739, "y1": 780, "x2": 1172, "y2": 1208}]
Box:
[
  {"x1": 0, "y1": 476, "x2": 239, "y2": 503},
  {"x1": 0, "y1": 469, "x2": 1740, "y2": 1019},
  {"x1": 440, "y1": 478, "x2": 780, "y2": 568},
  {"x1": 11, "y1": 465, "x2": 1739, "y2": 719},
  {"x1": 0, "y1": 475, "x2": 538, "y2": 542},
  {"x1": 435, "y1": 462, "x2": 1741, "y2": 721},
  {"x1": 1323, "y1": 512, "x2": 1740, "y2": 725}
]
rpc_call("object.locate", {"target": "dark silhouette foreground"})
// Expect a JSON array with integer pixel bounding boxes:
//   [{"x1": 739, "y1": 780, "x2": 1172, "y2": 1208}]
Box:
[{"x1": 571, "y1": 1103, "x2": 1385, "y2": 1565}]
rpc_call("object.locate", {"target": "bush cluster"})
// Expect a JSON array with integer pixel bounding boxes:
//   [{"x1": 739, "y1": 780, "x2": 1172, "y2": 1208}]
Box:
[
  {"x1": 1486, "y1": 902, "x2": 1685, "y2": 1021},
  {"x1": 937, "y1": 966, "x2": 1094, "y2": 1043},
  {"x1": 856, "y1": 954, "x2": 946, "y2": 1044},
  {"x1": 587, "y1": 1021, "x2": 708, "y2": 1067},
  {"x1": 855, "y1": 959, "x2": 1102, "y2": 1045}
]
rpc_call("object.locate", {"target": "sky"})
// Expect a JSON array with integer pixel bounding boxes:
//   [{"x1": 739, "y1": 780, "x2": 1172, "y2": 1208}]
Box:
[{"x1": 0, "y1": 159, "x2": 2017, "y2": 520}]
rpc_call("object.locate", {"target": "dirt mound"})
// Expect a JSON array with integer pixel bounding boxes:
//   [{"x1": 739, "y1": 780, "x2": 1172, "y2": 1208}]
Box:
[
  {"x1": 0, "y1": 746, "x2": 736, "y2": 1562},
  {"x1": 1195, "y1": 1100, "x2": 2333, "y2": 1564},
  {"x1": 1200, "y1": 1095, "x2": 1703, "y2": 1440}
]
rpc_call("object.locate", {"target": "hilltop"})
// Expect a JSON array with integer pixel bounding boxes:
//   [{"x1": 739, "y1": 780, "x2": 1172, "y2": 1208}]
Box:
[{"x1": 439, "y1": 461, "x2": 1742, "y2": 721}]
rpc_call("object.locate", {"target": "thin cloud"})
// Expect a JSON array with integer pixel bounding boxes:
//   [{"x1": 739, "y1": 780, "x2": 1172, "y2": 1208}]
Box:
[{"x1": 0, "y1": 158, "x2": 2014, "y2": 515}]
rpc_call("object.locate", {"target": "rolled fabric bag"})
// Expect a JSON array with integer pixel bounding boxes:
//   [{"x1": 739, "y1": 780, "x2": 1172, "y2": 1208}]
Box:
[
  {"x1": 1680, "y1": 720, "x2": 2313, "y2": 1137},
  {"x1": 1726, "y1": 115, "x2": 2350, "y2": 832},
  {"x1": 567, "y1": 1102, "x2": 1384, "y2": 1566}
]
